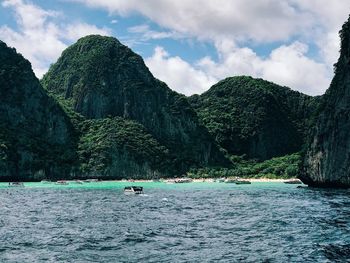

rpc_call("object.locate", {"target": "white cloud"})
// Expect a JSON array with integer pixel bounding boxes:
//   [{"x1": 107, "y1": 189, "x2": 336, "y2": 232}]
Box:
[
  {"x1": 318, "y1": 32, "x2": 340, "y2": 67},
  {"x1": 261, "y1": 42, "x2": 331, "y2": 95},
  {"x1": 72, "y1": 0, "x2": 350, "y2": 95},
  {"x1": 146, "y1": 42, "x2": 330, "y2": 96},
  {"x1": 128, "y1": 24, "x2": 180, "y2": 41},
  {"x1": 72, "y1": 0, "x2": 350, "y2": 46},
  {"x1": 72, "y1": 0, "x2": 313, "y2": 43},
  {"x1": 291, "y1": 0, "x2": 350, "y2": 68},
  {"x1": 64, "y1": 23, "x2": 111, "y2": 41},
  {"x1": 292, "y1": 0, "x2": 350, "y2": 31},
  {"x1": 2, "y1": 0, "x2": 349, "y2": 95},
  {"x1": 128, "y1": 24, "x2": 149, "y2": 34},
  {"x1": 145, "y1": 47, "x2": 216, "y2": 95},
  {"x1": 0, "y1": 0, "x2": 111, "y2": 78},
  {"x1": 0, "y1": 0, "x2": 65, "y2": 77}
]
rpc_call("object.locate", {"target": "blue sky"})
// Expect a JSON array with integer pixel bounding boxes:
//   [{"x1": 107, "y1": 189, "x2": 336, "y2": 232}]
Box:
[{"x1": 1, "y1": 0, "x2": 350, "y2": 96}]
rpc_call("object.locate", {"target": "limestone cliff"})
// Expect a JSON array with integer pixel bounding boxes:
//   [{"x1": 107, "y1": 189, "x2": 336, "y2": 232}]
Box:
[
  {"x1": 301, "y1": 16, "x2": 350, "y2": 187},
  {"x1": 189, "y1": 76, "x2": 319, "y2": 160},
  {"x1": 77, "y1": 117, "x2": 174, "y2": 179},
  {"x1": 42, "y1": 35, "x2": 227, "y2": 174},
  {"x1": 0, "y1": 41, "x2": 77, "y2": 181}
]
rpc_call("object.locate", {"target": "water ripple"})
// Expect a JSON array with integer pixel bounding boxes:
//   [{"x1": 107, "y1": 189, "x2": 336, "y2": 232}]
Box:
[{"x1": 0, "y1": 184, "x2": 349, "y2": 262}]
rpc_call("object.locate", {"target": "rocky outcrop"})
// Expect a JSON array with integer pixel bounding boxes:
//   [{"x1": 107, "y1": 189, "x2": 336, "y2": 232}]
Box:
[
  {"x1": 77, "y1": 117, "x2": 174, "y2": 179},
  {"x1": 189, "y1": 76, "x2": 319, "y2": 160},
  {"x1": 42, "y1": 35, "x2": 227, "y2": 174},
  {"x1": 301, "y1": 16, "x2": 350, "y2": 187},
  {"x1": 0, "y1": 41, "x2": 77, "y2": 181}
]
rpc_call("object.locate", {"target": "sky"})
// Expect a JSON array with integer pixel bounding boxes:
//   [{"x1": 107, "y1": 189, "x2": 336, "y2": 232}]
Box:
[{"x1": 0, "y1": 0, "x2": 350, "y2": 96}]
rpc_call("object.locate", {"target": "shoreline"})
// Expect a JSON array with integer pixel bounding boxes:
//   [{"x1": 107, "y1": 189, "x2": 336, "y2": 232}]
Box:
[
  {"x1": 108, "y1": 178, "x2": 300, "y2": 183},
  {"x1": 1, "y1": 178, "x2": 302, "y2": 184}
]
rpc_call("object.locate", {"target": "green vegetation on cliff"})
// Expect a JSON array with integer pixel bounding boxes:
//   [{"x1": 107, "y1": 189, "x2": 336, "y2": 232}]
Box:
[
  {"x1": 188, "y1": 153, "x2": 301, "y2": 179},
  {"x1": 301, "y1": 16, "x2": 350, "y2": 187},
  {"x1": 0, "y1": 36, "x2": 321, "y2": 181},
  {"x1": 42, "y1": 35, "x2": 227, "y2": 177},
  {"x1": 48, "y1": 94, "x2": 184, "y2": 179},
  {"x1": 190, "y1": 76, "x2": 319, "y2": 160},
  {"x1": 77, "y1": 117, "x2": 173, "y2": 179},
  {"x1": 0, "y1": 41, "x2": 78, "y2": 181}
]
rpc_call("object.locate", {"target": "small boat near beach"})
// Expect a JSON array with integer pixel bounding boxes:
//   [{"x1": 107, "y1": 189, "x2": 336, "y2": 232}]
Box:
[
  {"x1": 284, "y1": 179, "x2": 302, "y2": 184},
  {"x1": 215, "y1": 178, "x2": 226, "y2": 183},
  {"x1": 234, "y1": 180, "x2": 251, "y2": 185},
  {"x1": 84, "y1": 179, "x2": 99, "y2": 183},
  {"x1": 40, "y1": 180, "x2": 51, "y2": 184},
  {"x1": 55, "y1": 180, "x2": 68, "y2": 185},
  {"x1": 152, "y1": 179, "x2": 161, "y2": 182},
  {"x1": 73, "y1": 180, "x2": 83, "y2": 184},
  {"x1": 174, "y1": 178, "x2": 193, "y2": 183},
  {"x1": 8, "y1": 182, "x2": 24, "y2": 187},
  {"x1": 124, "y1": 186, "x2": 144, "y2": 195},
  {"x1": 224, "y1": 178, "x2": 236, "y2": 183},
  {"x1": 225, "y1": 177, "x2": 251, "y2": 184}
]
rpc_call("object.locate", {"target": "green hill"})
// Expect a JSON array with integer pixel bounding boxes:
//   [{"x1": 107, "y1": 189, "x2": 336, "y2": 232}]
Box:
[
  {"x1": 42, "y1": 35, "x2": 228, "y2": 177},
  {"x1": 189, "y1": 76, "x2": 320, "y2": 160},
  {"x1": 0, "y1": 41, "x2": 77, "y2": 181},
  {"x1": 0, "y1": 36, "x2": 324, "y2": 181}
]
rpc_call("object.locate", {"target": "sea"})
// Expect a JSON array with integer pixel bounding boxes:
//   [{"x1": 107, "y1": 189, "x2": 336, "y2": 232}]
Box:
[{"x1": 0, "y1": 181, "x2": 349, "y2": 263}]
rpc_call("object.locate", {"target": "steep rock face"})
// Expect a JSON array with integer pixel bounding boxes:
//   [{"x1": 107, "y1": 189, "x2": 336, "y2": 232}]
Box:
[
  {"x1": 0, "y1": 41, "x2": 77, "y2": 181},
  {"x1": 77, "y1": 117, "x2": 173, "y2": 179},
  {"x1": 190, "y1": 76, "x2": 319, "y2": 160},
  {"x1": 42, "y1": 35, "x2": 227, "y2": 172},
  {"x1": 301, "y1": 17, "x2": 350, "y2": 187}
]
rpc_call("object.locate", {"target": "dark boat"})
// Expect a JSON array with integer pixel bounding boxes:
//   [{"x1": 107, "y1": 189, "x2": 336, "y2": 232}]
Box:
[
  {"x1": 234, "y1": 180, "x2": 251, "y2": 185},
  {"x1": 124, "y1": 186, "x2": 144, "y2": 195},
  {"x1": 174, "y1": 178, "x2": 193, "y2": 183}
]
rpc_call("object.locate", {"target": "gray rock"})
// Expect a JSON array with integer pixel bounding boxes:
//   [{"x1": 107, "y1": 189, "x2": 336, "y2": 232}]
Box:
[
  {"x1": 42, "y1": 35, "x2": 227, "y2": 174},
  {"x1": 0, "y1": 41, "x2": 77, "y2": 181},
  {"x1": 301, "y1": 16, "x2": 350, "y2": 187}
]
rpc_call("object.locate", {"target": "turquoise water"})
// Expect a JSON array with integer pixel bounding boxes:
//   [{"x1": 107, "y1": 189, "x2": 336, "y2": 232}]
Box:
[
  {"x1": 0, "y1": 181, "x2": 290, "y2": 189},
  {"x1": 0, "y1": 182, "x2": 349, "y2": 262}
]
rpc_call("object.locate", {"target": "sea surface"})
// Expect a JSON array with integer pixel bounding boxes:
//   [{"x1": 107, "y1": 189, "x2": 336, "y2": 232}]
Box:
[{"x1": 0, "y1": 181, "x2": 349, "y2": 263}]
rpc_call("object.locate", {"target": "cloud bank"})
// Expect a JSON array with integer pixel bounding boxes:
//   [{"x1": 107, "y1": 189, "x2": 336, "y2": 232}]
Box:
[
  {"x1": 0, "y1": 0, "x2": 111, "y2": 77},
  {"x1": 2, "y1": 0, "x2": 350, "y2": 95},
  {"x1": 73, "y1": 0, "x2": 350, "y2": 95}
]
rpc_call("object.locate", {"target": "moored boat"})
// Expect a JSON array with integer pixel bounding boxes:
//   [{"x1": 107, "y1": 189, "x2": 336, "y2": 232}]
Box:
[
  {"x1": 284, "y1": 179, "x2": 302, "y2": 184},
  {"x1": 84, "y1": 179, "x2": 99, "y2": 183},
  {"x1": 55, "y1": 180, "x2": 68, "y2": 185},
  {"x1": 73, "y1": 180, "x2": 83, "y2": 184},
  {"x1": 234, "y1": 180, "x2": 251, "y2": 185},
  {"x1": 124, "y1": 186, "x2": 144, "y2": 195},
  {"x1": 40, "y1": 179, "x2": 51, "y2": 184},
  {"x1": 225, "y1": 177, "x2": 251, "y2": 184},
  {"x1": 152, "y1": 179, "x2": 161, "y2": 182},
  {"x1": 174, "y1": 178, "x2": 193, "y2": 183},
  {"x1": 215, "y1": 178, "x2": 226, "y2": 183},
  {"x1": 8, "y1": 182, "x2": 24, "y2": 187},
  {"x1": 224, "y1": 178, "x2": 236, "y2": 183}
]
